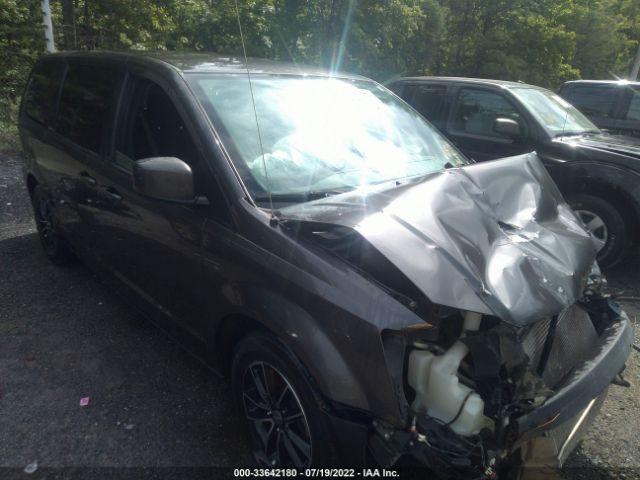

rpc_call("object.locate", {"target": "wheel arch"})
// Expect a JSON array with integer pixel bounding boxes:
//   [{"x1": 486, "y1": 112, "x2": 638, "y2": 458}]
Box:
[
  {"x1": 212, "y1": 310, "x2": 355, "y2": 418},
  {"x1": 214, "y1": 312, "x2": 266, "y2": 377},
  {"x1": 562, "y1": 178, "x2": 640, "y2": 244},
  {"x1": 209, "y1": 289, "x2": 375, "y2": 417}
]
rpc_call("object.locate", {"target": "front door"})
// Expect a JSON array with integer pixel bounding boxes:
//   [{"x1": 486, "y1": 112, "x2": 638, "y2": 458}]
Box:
[
  {"x1": 444, "y1": 86, "x2": 532, "y2": 161},
  {"x1": 87, "y1": 74, "x2": 229, "y2": 341}
]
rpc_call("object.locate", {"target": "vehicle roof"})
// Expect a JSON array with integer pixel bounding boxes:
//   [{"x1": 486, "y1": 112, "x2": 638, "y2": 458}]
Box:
[
  {"x1": 40, "y1": 51, "x2": 364, "y2": 79},
  {"x1": 393, "y1": 76, "x2": 546, "y2": 90},
  {"x1": 561, "y1": 79, "x2": 640, "y2": 87}
]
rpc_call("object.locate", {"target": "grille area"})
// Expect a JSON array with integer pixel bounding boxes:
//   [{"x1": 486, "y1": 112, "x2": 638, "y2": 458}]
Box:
[
  {"x1": 522, "y1": 317, "x2": 552, "y2": 371},
  {"x1": 541, "y1": 305, "x2": 598, "y2": 387},
  {"x1": 521, "y1": 305, "x2": 598, "y2": 388}
]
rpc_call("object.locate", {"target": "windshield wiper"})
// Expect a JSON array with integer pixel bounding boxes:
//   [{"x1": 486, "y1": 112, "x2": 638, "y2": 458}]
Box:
[
  {"x1": 555, "y1": 130, "x2": 599, "y2": 138},
  {"x1": 253, "y1": 189, "x2": 350, "y2": 204}
]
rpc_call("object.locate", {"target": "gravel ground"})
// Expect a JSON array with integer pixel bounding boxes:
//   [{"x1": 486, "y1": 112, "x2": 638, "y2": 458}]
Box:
[
  {"x1": 560, "y1": 259, "x2": 640, "y2": 480},
  {"x1": 0, "y1": 152, "x2": 638, "y2": 478}
]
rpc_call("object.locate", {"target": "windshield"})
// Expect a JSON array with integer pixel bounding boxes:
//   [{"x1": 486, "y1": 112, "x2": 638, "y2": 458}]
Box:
[
  {"x1": 188, "y1": 74, "x2": 466, "y2": 202},
  {"x1": 511, "y1": 87, "x2": 600, "y2": 137}
]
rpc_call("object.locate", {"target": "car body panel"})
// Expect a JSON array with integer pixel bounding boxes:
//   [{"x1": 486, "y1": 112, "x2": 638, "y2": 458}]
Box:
[{"x1": 280, "y1": 153, "x2": 596, "y2": 325}]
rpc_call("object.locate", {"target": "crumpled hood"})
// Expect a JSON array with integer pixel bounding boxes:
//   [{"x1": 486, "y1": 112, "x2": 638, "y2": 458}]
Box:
[
  {"x1": 555, "y1": 133, "x2": 640, "y2": 159},
  {"x1": 280, "y1": 153, "x2": 598, "y2": 326}
]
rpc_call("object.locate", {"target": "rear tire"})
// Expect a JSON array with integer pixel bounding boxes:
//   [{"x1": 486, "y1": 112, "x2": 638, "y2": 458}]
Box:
[
  {"x1": 231, "y1": 331, "x2": 337, "y2": 468},
  {"x1": 31, "y1": 185, "x2": 76, "y2": 265},
  {"x1": 567, "y1": 193, "x2": 627, "y2": 268}
]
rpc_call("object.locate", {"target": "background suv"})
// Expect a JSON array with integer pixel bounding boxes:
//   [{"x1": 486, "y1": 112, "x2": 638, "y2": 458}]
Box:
[{"x1": 389, "y1": 76, "x2": 640, "y2": 267}]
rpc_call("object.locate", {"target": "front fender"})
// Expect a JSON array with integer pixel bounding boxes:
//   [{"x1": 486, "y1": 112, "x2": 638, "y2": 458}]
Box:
[
  {"x1": 213, "y1": 283, "x2": 408, "y2": 425},
  {"x1": 544, "y1": 160, "x2": 640, "y2": 240},
  {"x1": 545, "y1": 159, "x2": 640, "y2": 207}
]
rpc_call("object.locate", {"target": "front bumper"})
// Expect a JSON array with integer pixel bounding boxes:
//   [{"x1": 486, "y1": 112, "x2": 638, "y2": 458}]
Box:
[
  {"x1": 520, "y1": 387, "x2": 608, "y2": 468},
  {"x1": 512, "y1": 313, "x2": 633, "y2": 450},
  {"x1": 368, "y1": 313, "x2": 634, "y2": 474}
]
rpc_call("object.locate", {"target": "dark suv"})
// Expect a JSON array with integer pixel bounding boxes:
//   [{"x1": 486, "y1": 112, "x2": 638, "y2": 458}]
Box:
[
  {"x1": 19, "y1": 53, "x2": 632, "y2": 475},
  {"x1": 559, "y1": 80, "x2": 640, "y2": 138},
  {"x1": 389, "y1": 76, "x2": 640, "y2": 267}
]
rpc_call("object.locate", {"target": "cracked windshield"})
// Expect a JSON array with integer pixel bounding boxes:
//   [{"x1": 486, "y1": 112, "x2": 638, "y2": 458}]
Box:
[{"x1": 189, "y1": 74, "x2": 466, "y2": 201}]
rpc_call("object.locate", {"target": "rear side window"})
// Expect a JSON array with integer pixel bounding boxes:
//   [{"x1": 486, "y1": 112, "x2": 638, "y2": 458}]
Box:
[
  {"x1": 22, "y1": 60, "x2": 65, "y2": 125},
  {"x1": 56, "y1": 64, "x2": 120, "y2": 153},
  {"x1": 450, "y1": 88, "x2": 522, "y2": 138},
  {"x1": 562, "y1": 84, "x2": 618, "y2": 117},
  {"x1": 408, "y1": 84, "x2": 447, "y2": 123}
]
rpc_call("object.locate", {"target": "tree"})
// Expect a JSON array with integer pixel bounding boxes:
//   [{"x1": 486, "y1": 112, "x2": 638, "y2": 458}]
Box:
[
  {"x1": 61, "y1": 0, "x2": 75, "y2": 49},
  {"x1": 563, "y1": 0, "x2": 631, "y2": 79},
  {"x1": 2, "y1": 0, "x2": 640, "y2": 129}
]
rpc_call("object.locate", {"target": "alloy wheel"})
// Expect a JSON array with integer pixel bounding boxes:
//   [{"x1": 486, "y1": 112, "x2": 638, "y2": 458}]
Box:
[
  {"x1": 241, "y1": 361, "x2": 312, "y2": 468},
  {"x1": 35, "y1": 196, "x2": 58, "y2": 253},
  {"x1": 575, "y1": 209, "x2": 607, "y2": 251}
]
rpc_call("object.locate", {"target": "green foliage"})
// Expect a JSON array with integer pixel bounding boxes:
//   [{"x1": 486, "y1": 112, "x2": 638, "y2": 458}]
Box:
[
  {"x1": 0, "y1": 0, "x2": 639, "y2": 151},
  {"x1": 0, "y1": 0, "x2": 42, "y2": 151}
]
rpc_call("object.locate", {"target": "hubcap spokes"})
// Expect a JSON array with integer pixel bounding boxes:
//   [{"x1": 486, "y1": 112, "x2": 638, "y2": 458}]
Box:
[
  {"x1": 576, "y1": 209, "x2": 607, "y2": 251},
  {"x1": 36, "y1": 198, "x2": 56, "y2": 250},
  {"x1": 242, "y1": 362, "x2": 312, "y2": 468}
]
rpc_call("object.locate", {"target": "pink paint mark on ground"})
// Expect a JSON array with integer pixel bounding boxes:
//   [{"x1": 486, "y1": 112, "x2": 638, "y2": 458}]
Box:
[{"x1": 79, "y1": 396, "x2": 90, "y2": 407}]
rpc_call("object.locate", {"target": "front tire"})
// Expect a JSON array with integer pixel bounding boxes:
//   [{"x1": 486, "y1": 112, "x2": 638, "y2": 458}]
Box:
[
  {"x1": 31, "y1": 185, "x2": 76, "y2": 265},
  {"x1": 231, "y1": 331, "x2": 336, "y2": 468},
  {"x1": 567, "y1": 193, "x2": 628, "y2": 268}
]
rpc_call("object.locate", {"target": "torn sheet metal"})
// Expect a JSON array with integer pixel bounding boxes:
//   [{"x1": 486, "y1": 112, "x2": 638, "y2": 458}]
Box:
[{"x1": 280, "y1": 153, "x2": 597, "y2": 326}]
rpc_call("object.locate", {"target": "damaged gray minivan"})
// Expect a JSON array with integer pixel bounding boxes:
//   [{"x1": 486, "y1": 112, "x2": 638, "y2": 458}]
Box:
[{"x1": 20, "y1": 53, "x2": 633, "y2": 477}]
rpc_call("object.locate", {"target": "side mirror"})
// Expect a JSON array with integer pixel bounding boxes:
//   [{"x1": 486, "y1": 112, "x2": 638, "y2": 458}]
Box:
[
  {"x1": 133, "y1": 157, "x2": 194, "y2": 202},
  {"x1": 493, "y1": 117, "x2": 522, "y2": 138}
]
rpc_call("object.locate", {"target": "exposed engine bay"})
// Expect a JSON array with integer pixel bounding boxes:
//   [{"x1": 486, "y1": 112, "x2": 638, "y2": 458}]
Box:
[
  {"x1": 367, "y1": 287, "x2": 627, "y2": 478},
  {"x1": 278, "y1": 153, "x2": 634, "y2": 477}
]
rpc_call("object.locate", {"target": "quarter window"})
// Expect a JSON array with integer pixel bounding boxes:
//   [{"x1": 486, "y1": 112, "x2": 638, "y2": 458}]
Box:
[
  {"x1": 56, "y1": 64, "x2": 120, "y2": 153},
  {"x1": 451, "y1": 88, "x2": 521, "y2": 139},
  {"x1": 23, "y1": 60, "x2": 65, "y2": 126}
]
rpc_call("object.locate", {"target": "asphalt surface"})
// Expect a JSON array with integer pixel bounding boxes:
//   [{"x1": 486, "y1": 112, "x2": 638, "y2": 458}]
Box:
[
  {"x1": 0, "y1": 152, "x2": 252, "y2": 477},
  {"x1": 1, "y1": 152, "x2": 638, "y2": 478}
]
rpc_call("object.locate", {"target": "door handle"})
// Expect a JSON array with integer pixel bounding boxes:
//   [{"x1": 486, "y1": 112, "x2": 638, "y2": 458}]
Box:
[{"x1": 78, "y1": 170, "x2": 97, "y2": 186}]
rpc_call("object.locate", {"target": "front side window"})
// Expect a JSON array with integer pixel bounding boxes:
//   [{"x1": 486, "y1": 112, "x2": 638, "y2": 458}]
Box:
[
  {"x1": 511, "y1": 87, "x2": 599, "y2": 137},
  {"x1": 22, "y1": 59, "x2": 65, "y2": 126},
  {"x1": 56, "y1": 64, "x2": 120, "y2": 153},
  {"x1": 563, "y1": 84, "x2": 618, "y2": 117},
  {"x1": 450, "y1": 88, "x2": 522, "y2": 139},
  {"x1": 115, "y1": 77, "x2": 205, "y2": 195},
  {"x1": 188, "y1": 74, "x2": 466, "y2": 201}
]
